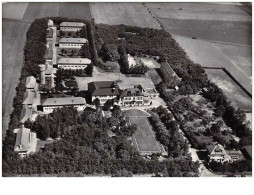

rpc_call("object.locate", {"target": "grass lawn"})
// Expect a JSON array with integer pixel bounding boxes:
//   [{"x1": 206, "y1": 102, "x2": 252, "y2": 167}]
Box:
[{"x1": 130, "y1": 117, "x2": 161, "y2": 155}]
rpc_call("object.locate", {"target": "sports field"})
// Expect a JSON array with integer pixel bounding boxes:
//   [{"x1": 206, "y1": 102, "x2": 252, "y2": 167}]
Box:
[{"x1": 130, "y1": 115, "x2": 161, "y2": 155}]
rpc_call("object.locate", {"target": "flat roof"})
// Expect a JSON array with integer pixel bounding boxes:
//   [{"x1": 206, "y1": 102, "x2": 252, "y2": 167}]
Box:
[
  {"x1": 59, "y1": 38, "x2": 88, "y2": 44},
  {"x1": 42, "y1": 97, "x2": 86, "y2": 106},
  {"x1": 58, "y1": 58, "x2": 91, "y2": 65},
  {"x1": 60, "y1": 22, "x2": 85, "y2": 28}
]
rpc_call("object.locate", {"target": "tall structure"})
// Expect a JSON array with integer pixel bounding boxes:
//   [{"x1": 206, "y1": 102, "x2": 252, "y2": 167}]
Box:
[
  {"x1": 48, "y1": 19, "x2": 54, "y2": 28},
  {"x1": 38, "y1": 64, "x2": 46, "y2": 85}
]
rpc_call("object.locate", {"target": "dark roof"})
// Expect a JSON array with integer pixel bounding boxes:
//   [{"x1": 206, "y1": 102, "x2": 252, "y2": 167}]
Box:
[
  {"x1": 88, "y1": 81, "x2": 118, "y2": 96},
  {"x1": 161, "y1": 62, "x2": 180, "y2": 79},
  {"x1": 207, "y1": 145, "x2": 215, "y2": 154},
  {"x1": 120, "y1": 88, "x2": 143, "y2": 98},
  {"x1": 242, "y1": 145, "x2": 252, "y2": 159},
  {"x1": 93, "y1": 88, "x2": 118, "y2": 96}
]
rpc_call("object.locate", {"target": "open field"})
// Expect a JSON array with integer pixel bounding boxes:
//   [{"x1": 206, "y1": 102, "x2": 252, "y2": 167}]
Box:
[
  {"x1": 2, "y1": 2, "x2": 28, "y2": 20},
  {"x1": 90, "y1": 2, "x2": 161, "y2": 29},
  {"x1": 59, "y1": 2, "x2": 92, "y2": 20},
  {"x1": 2, "y1": 20, "x2": 31, "y2": 138},
  {"x1": 130, "y1": 117, "x2": 161, "y2": 155},
  {"x1": 205, "y1": 69, "x2": 252, "y2": 111},
  {"x1": 124, "y1": 109, "x2": 150, "y2": 118},
  {"x1": 213, "y1": 43, "x2": 252, "y2": 79},
  {"x1": 174, "y1": 35, "x2": 252, "y2": 96},
  {"x1": 22, "y1": 2, "x2": 60, "y2": 21},
  {"x1": 147, "y1": 2, "x2": 251, "y2": 45}
]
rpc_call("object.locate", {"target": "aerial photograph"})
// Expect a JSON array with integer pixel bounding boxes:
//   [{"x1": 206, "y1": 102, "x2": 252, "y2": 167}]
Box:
[{"x1": 1, "y1": 0, "x2": 252, "y2": 184}]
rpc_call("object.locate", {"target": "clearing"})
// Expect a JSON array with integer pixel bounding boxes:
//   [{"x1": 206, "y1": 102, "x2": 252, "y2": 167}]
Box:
[
  {"x1": 129, "y1": 114, "x2": 162, "y2": 155},
  {"x1": 90, "y1": 2, "x2": 161, "y2": 29}
]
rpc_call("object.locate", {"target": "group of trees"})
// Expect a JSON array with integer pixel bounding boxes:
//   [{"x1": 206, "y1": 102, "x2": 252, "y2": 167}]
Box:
[
  {"x1": 203, "y1": 83, "x2": 252, "y2": 146},
  {"x1": 149, "y1": 106, "x2": 189, "y2": 158},
  {"x1": 3, "y1": 106, "x2": 199, "y2": 177}
]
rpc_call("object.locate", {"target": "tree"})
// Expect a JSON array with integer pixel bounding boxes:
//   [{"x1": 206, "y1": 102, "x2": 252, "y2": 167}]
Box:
[
  {"x1": 85, "y1": 63, "x2": 93, "y2": 76},
  {"x1": 93, "y1": 98, "x2": 101, "y2": 110},
  {"x1": 59, "y1": 30, "x2": 65, "y2": 37}
]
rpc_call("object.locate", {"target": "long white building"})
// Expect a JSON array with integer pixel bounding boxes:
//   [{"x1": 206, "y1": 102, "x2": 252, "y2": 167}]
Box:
[
  {"x1": 57, "y1": 58, "x2": 91, "y2": 69},
  {"x1": 60, "y1": 22, "x2": 85, "y2": 32},
  {"x1": 59, "y1": 38, "x2": 88, "y2": 48},
  {"x1": 41, "y1": 97, "x2": 87, "y2": 114}
]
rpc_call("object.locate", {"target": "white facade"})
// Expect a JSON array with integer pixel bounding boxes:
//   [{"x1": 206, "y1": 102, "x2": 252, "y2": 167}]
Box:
[
  {"x1": 59, "y1": 43, "x2": 84, "y2": 48},
  {"x1": 92, "y1": 95, "x2": 117, "y2": 105},
  {"x1": 60, "y1": 27, "x2": 83, "y2": 32},
  {"x1": 43, "y1": 104, "x2": 86, "y2": 114},
  {"x1": 58, "y1": 64, "x2": 87, "y2": 70}
]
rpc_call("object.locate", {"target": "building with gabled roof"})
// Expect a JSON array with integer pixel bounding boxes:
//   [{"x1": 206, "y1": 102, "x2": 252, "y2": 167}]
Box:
[
  {"x1": 23, "y1": 91, "x2": 40, "y2": 109},
  {"x1": 41, "y1": 97, "x2": 87, "y2": 114},
  {"x1": 88, "y1": 81, "x2": 119, "y2": 105},
  {"x1": 160, "y1": 62, "x2": 181, "y2": 86},
  {"x1": 13, "y1": 125, "x2": 37, "y2": 157},
  {"x1": 59, "y1": 38, "x2": 88, "y2": 48},
  {"x1": 25, "y1": 76, "x2": 38, "y2": 92},
  {"x1": 241, "y1": 145, "x2": 252, "y2": 160},
  {"x1": 57, "y1": 58, "x2": 91, "y2": 69},
  {"x1": 60, "y1": 22, "x2": 85, "y2": 32},
  {"x1": 206, "y1": 143, "x2": 231, "y2": 163}
]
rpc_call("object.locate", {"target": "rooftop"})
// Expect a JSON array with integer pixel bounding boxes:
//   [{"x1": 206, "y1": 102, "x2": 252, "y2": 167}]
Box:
[
  {"x1": 20, "y1": 106, "x2": 33, "y2": 123},
  {"x1": 161, "y1": 62, "x2": 180, "y2": 79},
  {"x1": 58, "y1": 58, "x2": 91, "y2": 64},
  {"x1": 45, "y1": 49, "x2": 53, "y2": 59},
  {"x1": 42, "y1": 97, "x2": 86, "y2": 106},
  {"x1": 25, "y1": 76, "x2": 36, "y2": 89},
  {"x1": 59, "y1": 38, "x2": 88, "y2": 44},
  {"x1": 13, "y1": 126, "x2": 31, "y2": 152},
  {"x1": 23, "y1": 91, "x2": 35, "y2": 105},
  {"x1": 60, "y1": 22, "x2": 85, "y2": 28},
  {"x1": 88, "y1": 81, "x2": 118, "y2": 96},
  {"x1": 120, "y1": 88, "x2": 144, "y2": 98}
]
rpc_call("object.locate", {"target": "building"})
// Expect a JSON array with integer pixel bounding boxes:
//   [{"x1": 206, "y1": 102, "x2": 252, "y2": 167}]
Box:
[
  {"x1": 88, "y1": 81, "x2": 119, "y2": 105},
  {"x1": 41, "y1": 97, "x2": 87, "y2": 114},
  {"x1": 20, "y1": 106, "x2": 39, "y2": 124},
  {"x1": 135, "y1": 84, "x2": 159, "y2": 99},
  {"x1": 226, "y1": 150, "x2": 245, "y2": 162},
  {"x1": 13, "y1": 125, "x2": 37, "y2": 157},
  {"x1": 22, "y1": 91, "x2": 41, "y2": 109},
  {"x1": 48, "y1": 19, "x2": 54, "y2": 28},
  {"x1": 241, "y1": 145, "x2": 252, "y2": 160},
  {"x1": 38, "y1": 64, "x2": 56, "y2": 89},
  {"x1": 60, "y1": 22, "x2": 85, "y2": 32},
  {"x1": 118, "y1": 87, "x2": 152, "y2": 107},
  {"x1": 59, "y1": 38, "x2": 88, "y2": 48},
  {"x1": 45, "y1": 49, "x2": 53, "y2": 62},
  {"x1": 160, "y1": 62, "x2": 181, "y2": 86},
  {"x1": 57, "y1": 58, "x2": 91, "y2": 69},
  {"x1": 26, "y1": 76, "x2": 38, "y2": 92},
  {"x1": 206, "y1": 144, "x2": 231, "y2": 163}
]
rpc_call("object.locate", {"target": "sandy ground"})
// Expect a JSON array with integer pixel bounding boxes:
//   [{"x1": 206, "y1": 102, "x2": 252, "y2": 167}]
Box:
[
  {"x1": 205, "y1": 69, "x2": 252, "y2": 111},
  {"x1": 75, "y1": 67, "x2": 155, "y2": 91},
  {"x1": 90, "y1": 2, "x2": 161, "y2": 29}
]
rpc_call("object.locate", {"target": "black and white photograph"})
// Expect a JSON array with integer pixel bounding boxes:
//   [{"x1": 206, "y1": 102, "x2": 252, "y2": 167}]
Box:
[{"x1": 1, "y1": 0, "x2": 253, "y2": 194}]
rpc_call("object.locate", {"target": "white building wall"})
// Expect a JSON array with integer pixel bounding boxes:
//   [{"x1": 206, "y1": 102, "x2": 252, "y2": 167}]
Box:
[
  {"x1": 58, "y1": 64, "x2": 88, "y2": 70},
  {"x1": 43, "y1": 105, "x2": 86, "y2": 114},
  {"x1": 60, "y1": 27, "x2": 82, "y2": 32},
  {"x1": 59, "y1": 43, "x2": 84, "y2": 48},
  {"x1": 92, "y1": 95, "x2": 117, "y2": 105}
]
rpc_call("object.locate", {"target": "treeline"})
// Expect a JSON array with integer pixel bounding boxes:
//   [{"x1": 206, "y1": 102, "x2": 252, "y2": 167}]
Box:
[
  {"x1": 2, "y1": 18, "x2": 48, "y2": 166},
  {"x1": 203, "y1": 82, "x2": 252, "y2": 146},
  {"x1": 3, "y1": 106, "x2": 199, "y2": 177},
  {"x1": 149, "y1": 106, "x2": 189, "y2": 158},
  {"x1": 95, "y1": 24, "x2": 208, "y2": 91}
]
